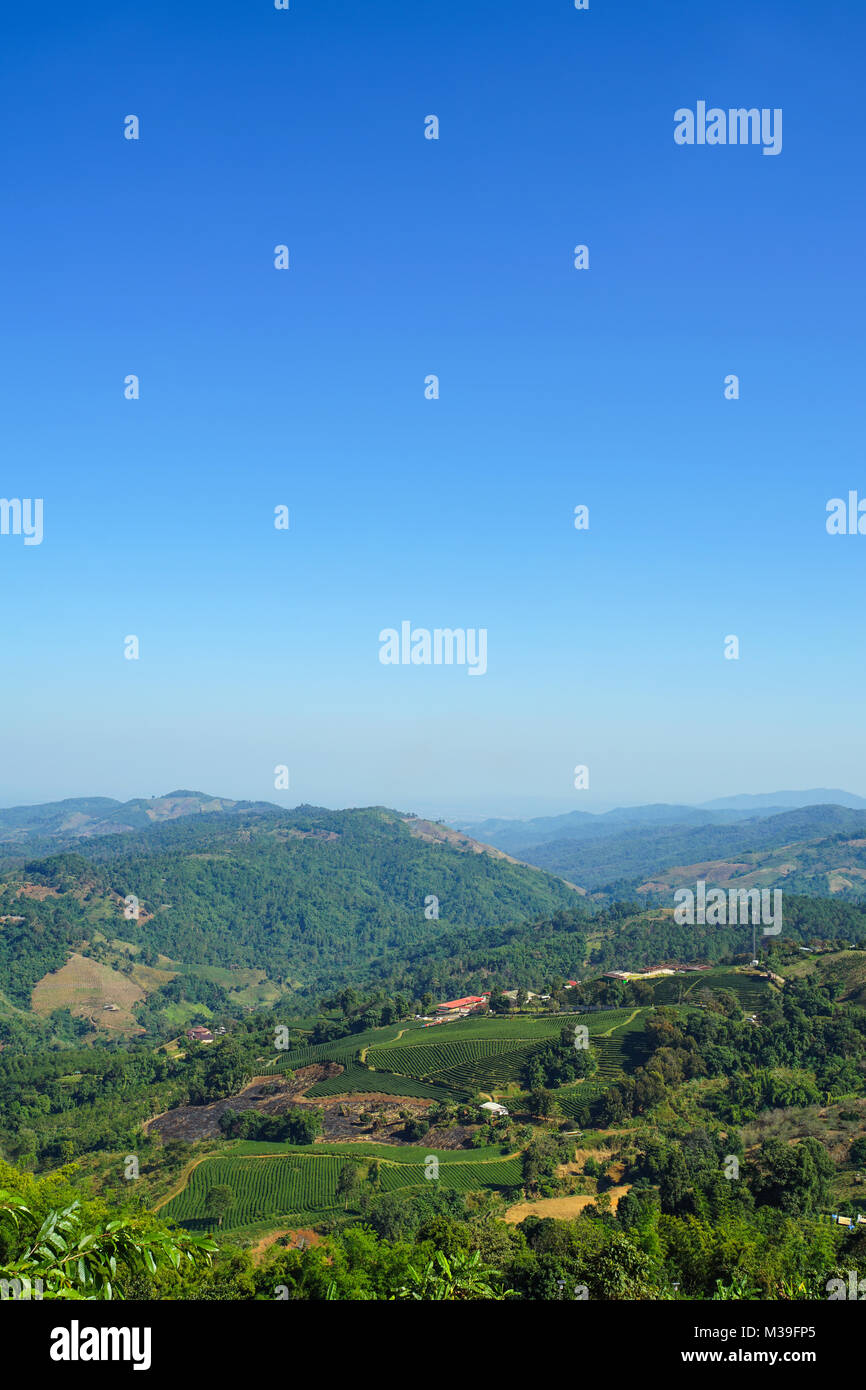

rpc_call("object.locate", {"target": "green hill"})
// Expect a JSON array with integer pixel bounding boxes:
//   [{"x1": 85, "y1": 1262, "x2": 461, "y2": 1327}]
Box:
[{"x1": 0, "y1": 805, "x2": 583, "y2": 1020}]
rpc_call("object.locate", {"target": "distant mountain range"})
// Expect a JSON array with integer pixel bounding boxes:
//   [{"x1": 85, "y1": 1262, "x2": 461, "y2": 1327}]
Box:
[
  {"x1": 459, "y1": 790, "x2": 866, "y2": 851},
  {"x1": 698, "y1": 789, "x2": 866, "y2": 812},
  {"x1": 0, "y1": 791, "x2": 280, "y2": 852},
  {"x1": 3, "y1": 787, "x2": 864, "y2": 854},
  {"x1": 459, "y1": 799, "x2": 866, "y2": 899}
]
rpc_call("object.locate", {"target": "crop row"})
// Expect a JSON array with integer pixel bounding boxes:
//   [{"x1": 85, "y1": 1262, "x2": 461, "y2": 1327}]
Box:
[
  {"x1": 262, "y1": 1011, "x2": 645, "y2": 1076},
  {"x1": 261, "y1": 1023, "x2": 410, "y2": 1073},
  {"x1": 164, "y1": 1151, "x2": 524, "y2": 1232},
  {"x1": 365, "y1": 1038, "x2": 529, "y2": 1078},
  {"x1": 389, "y1": 1014, "x2": 588, "y2": 1046}
]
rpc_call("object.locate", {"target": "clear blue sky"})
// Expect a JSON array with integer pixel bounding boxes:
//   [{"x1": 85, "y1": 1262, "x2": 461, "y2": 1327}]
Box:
[{"x1": 2, "y1": 0, "x2": 864, "y2": 817}]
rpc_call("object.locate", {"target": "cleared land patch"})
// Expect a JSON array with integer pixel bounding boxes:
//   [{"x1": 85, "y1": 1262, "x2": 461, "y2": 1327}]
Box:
[{"x1": 31, "y1": 953, "x2": 144, "y2": 1035}]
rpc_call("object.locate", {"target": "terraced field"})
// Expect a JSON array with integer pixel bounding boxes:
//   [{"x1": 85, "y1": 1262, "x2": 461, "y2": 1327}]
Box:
[
  {"x1": 259, "y1": 1009, "x2": 651, "y2": 1106},
  {"x1": 364, "y1": 1037, "x2": 540, "y2": 1091},
  {"x1": 386, "y1": 1011, "x2": 632, "y2": 1046},
  {"x1": 550, "y1": 1079, "x2": 610, "y2": 1122},
  {"x1": 163, "y1": 1145, "x2": 524, "y2": 1233},
  {"x1": 649, "y1": 969, "x2": 771, "y2": 1011},
  {"x1": 502, "y1": 1009, "x2": 653, "y2": 1122},
  {"x1": 261, "y1": 1022, "x2": 415, "y2": 1074},
  {"x1": 365, "y1": 1038, "x2": 523, "y2": 1074},
  {"x1": 700, "y1": 971, "x2": 771, "y2": 1010}
]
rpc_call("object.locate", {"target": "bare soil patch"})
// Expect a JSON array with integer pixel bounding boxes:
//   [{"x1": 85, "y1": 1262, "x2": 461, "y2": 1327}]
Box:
[{"x1": 145, "y1": 1065, "x2": 341, "y2": 1142}]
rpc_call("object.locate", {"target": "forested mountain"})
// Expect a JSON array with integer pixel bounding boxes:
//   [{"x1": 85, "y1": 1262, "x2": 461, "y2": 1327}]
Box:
[
  {"x1": 364, "y1": 896, "x2": 866, "y2": 1000},
  {"x1": 474, "y1": 804, "x2": 866, "y2": 896},
  {"x1": 0, "y1": 805, "x2": 582, "y2": 1034}
]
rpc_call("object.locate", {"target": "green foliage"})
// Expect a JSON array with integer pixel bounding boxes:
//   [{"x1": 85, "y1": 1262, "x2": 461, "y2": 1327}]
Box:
[
  {"x1": 0, "y1": 1188, "x2": 214, "y2": 1300},
  {"x1": 219, "y1": 1106, "x2": 324, "y2": 1144}
]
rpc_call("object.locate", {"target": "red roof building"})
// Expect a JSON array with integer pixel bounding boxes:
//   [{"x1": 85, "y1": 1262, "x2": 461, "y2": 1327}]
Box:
[{"x1": 436, "y1": 995, "x2": 489, "y2": 1011}]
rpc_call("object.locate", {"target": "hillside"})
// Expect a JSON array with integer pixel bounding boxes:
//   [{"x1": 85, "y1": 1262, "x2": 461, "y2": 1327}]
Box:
[{"x1": 0, "y1": 805, "x2": 583, "y2": 1038}]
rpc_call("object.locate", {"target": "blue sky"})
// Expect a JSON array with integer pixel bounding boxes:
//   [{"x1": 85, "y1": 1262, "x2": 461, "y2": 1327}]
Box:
[{"x1": 1, "y1": 0, "x2": 864, "y2": 817}]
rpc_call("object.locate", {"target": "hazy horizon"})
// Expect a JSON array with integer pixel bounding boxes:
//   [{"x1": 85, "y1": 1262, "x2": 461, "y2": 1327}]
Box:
[{"x1": 2, "y1": 783, "x2": 865, "y2": 825}]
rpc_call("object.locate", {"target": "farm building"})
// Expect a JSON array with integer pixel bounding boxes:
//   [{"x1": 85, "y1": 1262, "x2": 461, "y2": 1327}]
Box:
[
  {"x1": 435, "y1": 994, "x2": 489, "y2": 1017},
  {"x1": 480, "y1": 1101, "x2": 509, "y2": 1117},
  {"x1": 186, "y1": 1025, "x2": 215, "y2": 1044}
]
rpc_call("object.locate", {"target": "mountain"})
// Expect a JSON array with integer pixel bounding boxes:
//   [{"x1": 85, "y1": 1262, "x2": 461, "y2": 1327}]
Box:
[
  {"x1": 0, "y1": 790, "x2": 281, "y2": 852},
  {"x1": 476, "y1": 804, "x2": 866, "y2": 895},
  {"x1": 0, "y1": 804, "x2": 583, "y2": 1037},
  {"x1": 461, "y1": 804, "x2": 760, "y2": 856}
]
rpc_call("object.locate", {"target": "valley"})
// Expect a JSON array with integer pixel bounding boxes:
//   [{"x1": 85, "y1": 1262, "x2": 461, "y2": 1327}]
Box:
[{"x1": 2, "y1": 791, "x2": 866, "y2": 1304}]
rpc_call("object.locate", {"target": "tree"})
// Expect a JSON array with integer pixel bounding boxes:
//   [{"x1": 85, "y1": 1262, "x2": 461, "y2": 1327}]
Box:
[
  {"x1": 850, "y1": 1137, "x2": 866, "y2": 1168},
  {"x1": 528, "y1": 1087, "x2": 554, "y2": 1118},
  {"x1": 749, "y1": 1138, "x2": 834, "y2": 1215},
  {"x1": 336, "y1": 1162, "x2": 363, "y2": 1210},
  {"x1": 205, "y1": 1185, "x2": 234, "y2": 1229}
]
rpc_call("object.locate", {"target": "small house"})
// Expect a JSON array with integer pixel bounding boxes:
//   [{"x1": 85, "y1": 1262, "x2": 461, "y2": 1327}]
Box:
[{"x1": 186, "y1": 1025, "x2": 215, "y2": 1044}]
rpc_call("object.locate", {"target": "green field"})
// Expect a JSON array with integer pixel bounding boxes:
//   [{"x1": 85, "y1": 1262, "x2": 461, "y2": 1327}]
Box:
[
  {"x1": 255, "y1": 1008, "x2": 652, "y2": 1111},
  {"x1": 384, "y1": 1012, "x2": 617, "y2": 1045},
  {"x1": 364, "y1": 1037, "x2": 540, "y2": 1093},
  {"x1": 261, "y1": 1022, "x2": 415, "y2": 1074},
  {"x1": 163, "y1": 1144, "x2": 524, "y2": 1233},
  {"x1": 648, "y1": 970, "x2": 771, "y2": 1010}
]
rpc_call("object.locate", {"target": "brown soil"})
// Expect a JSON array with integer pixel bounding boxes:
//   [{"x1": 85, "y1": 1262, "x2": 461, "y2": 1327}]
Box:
[
  {"x1": 145, "y1": 1064, "x2": 342, "y2": 1142},
  {"x1": 145, "y1": 1067, "x2": 438, "y2": 1147}
]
